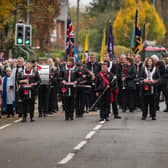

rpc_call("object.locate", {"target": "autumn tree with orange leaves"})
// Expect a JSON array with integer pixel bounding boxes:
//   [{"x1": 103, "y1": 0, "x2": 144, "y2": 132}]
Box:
[{"x1": 0, "y1": 0, "x2": 60, "y2": 52}]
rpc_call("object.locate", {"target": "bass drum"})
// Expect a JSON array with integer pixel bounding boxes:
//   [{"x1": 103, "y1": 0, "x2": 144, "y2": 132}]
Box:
[{"x1": 38, "y1": 65, "x2": 50, "y2": 85}]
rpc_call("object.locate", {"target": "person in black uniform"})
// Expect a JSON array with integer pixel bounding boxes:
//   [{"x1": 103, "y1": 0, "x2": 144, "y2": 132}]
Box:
[
  {"x1": 38, "y1": 60, "x2": 51, "y2": 117},
  {"x1": 59, "y1": 57, "x2": 77, "y2": 120},
  {"x1": 95, "y1": 62, "x2": 115, "y2": 121},
  {"x1": 104, "y1": 53, "x2": 121, "y2": 119},
  {"x1": 48, "y1": 58, "x2": 60, "y2": 113},
  {"x1": 75, "y1": 63, "x2": 93, "y2": 118},
  {"x1": 10, "y1": 57, "x2": 25, "y2": 118},
  {"x1": 140, "y1": 58, "x2": 160, "y2": 120},
  {"x1": 162, "y1": 60, "x2": 168, "y2": 112},
  {"x1": 116, "y1": 55, "x2": 127, "y2": 109},
  {"x1": 87, "y1": 54, "x2": 101, "y2": 110},
  {"x1": 17, "y1": 61, "x2": 41, "y2": 122},
  {"x1": 122, "y1": 57, "x2": 136, "y2": 112},
  {"x1": 151, "y1": 55, "x2": 165, "y2": 111},
  {"x1": 134, "y1": 54, "x2": 143, "y2": 110}
]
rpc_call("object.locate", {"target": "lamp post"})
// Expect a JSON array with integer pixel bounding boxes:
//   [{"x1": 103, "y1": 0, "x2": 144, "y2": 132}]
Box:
[{"x1": 27, "y1": 0, "x2": 30, "y2": 24}]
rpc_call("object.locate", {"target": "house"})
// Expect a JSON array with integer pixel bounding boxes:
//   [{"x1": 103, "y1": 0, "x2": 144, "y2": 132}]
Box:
[{"x1": 51, "y1": 0, "x2": 69, "y2": 49}]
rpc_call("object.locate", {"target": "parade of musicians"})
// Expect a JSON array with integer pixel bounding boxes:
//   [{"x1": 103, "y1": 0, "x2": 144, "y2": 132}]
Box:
[{"x1": 1, "y1": 0, "x2": 168, "y2": 168}]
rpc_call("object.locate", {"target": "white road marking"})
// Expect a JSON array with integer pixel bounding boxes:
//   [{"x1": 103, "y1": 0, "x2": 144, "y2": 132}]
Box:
[
  {"x1": 0, "y1": 124, "x2": 12, "y2": 130},
  {"x1": 57, "y1": 153, "x2": 75, "y2": 165},
  {"x1": 85, "y1": 131, "x2": 96, "y2": 140},
  {"x1": 57, "y1": 119, "x2": 106, "y2": 165},
  {"x1": 100, "y1": 120, "x2": 105, "y2": 124},
  {"x1": 93, "y1": 124, "x2": 102, "y2": 131},
  {"x1": 73, "y1": 140, "x2": 87, "y2": 151},
  {"x1": 13, "y1": 119, "x2": 22, "y2": 123}
]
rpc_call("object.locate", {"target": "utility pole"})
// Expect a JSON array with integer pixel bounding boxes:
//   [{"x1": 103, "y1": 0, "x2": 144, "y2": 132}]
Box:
[
  {"x1": 76, "y1": 0, "x2": 80, "y2": 52},
  {"x1": 27, "y1": 0, "x2": 30, "y2": 24},
  {"x1": 153, "y1": 0, "x2": 156, "y2": 8}
]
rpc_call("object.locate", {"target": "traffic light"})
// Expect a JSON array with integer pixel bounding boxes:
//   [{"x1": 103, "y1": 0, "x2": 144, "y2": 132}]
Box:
[
  {"x1": 15, "y1": 23, "x2": 25, "y2": 45},
  {"x1": 24, "y1": 25, "x2": 32, "y2": 46}
]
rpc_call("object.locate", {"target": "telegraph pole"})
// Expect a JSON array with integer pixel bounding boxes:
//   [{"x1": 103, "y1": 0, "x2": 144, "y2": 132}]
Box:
[
  {"x1": 76, "y1": 0, "x2": 80, "y2": 52},
  {"x1": 27, "y1": 0, "x2": 30, "y2": 24},
  {"x1": 153, "y1": 0, "x2": 156, "y2": 8}
]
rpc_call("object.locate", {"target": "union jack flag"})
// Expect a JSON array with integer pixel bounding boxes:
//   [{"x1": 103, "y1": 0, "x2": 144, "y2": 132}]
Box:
[{"x1": 66, "y1": 17, "x2": 75, "y2": 57}]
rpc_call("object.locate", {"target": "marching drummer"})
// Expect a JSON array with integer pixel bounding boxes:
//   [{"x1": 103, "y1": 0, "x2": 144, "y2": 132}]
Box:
[
  {"x1": 59, "y1": 57, "x2": 78, "y2": 121},
  {"x1": 16, "y1": 60, "x2": 41, "y2": 122},
  {"x1": 95, "y1": 62, "x2": 115, "y2": 121}
]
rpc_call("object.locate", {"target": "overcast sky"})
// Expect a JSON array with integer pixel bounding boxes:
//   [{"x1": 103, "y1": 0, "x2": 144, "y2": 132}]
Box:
[{"x1": 69, "y1": 0, "x2": 93, "y2": 7}]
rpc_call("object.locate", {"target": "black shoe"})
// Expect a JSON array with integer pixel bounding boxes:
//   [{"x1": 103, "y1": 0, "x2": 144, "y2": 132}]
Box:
[
  {"x1": 7, "y1": 115, "x2": 10, "y2": 118},
  {"x1": 30, "y1": 118, "x2": 35, "y2": 122},
  {"x1": 152, "y1": 117, "x2": 156, "y2": 120},
  {"x1": 105, "y1": 118, "x2": 110, "y2": 121},
  {"x1": 18, "y1": 114, "x2": 22, "y2": 118},
  {"x1": 70, "y1": 117, "x2": 74, "y2": 120},
  {"x1": 99, "y1": 118, "x2": 104, "y2": 121},
  {"x1": 44, "y1": 114, "x2": 47, "y2": 117},
  {"x1": 163, "y1": 109, "x2": 168, "y2": 112},
  {"x1": 21, "y1": 118, "x2": 27, "y2": 122},
  {"x1": 114, "y1": 116, "x2": 121, "y2": 119},
  {"x1": 122, "y1": 109, "x2": 126, "y2": 113},
  {"x1": 141, "y1": 117, "x2": 146, "y2": 120}
]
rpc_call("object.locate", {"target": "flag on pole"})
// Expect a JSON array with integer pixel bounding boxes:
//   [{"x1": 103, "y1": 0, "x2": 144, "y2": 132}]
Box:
[
  {"x1": 100, "y1": 29, "x2": 106, "y2": 62},
  {"x1": 66, "y1": 17, "x2": 75, "y2": 57},
  {"x1": 82, "y1": 32, "x2": 89, "y2": 63},
  {"x1": 131, "y1": 24, "x2": 135, "y2": 49},
  {"x1": 73, "y1": 45, "x2": 79, "y2": 64},
  {"x1": 107, "y1": 24, "x2": 114, "y2": 59},
  {"x1": 133, "y1": 9, "x2": 143, "y2": 54}
]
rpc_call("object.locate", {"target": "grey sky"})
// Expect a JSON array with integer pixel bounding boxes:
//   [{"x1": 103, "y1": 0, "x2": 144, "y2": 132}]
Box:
[{"x1": 69, "y1": 0, "x2": 93, "y2": 7}]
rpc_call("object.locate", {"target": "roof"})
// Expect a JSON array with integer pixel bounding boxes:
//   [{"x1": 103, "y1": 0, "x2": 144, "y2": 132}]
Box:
[{"x1": 145, "y1": 46, "x2": 167, "y2": 52}]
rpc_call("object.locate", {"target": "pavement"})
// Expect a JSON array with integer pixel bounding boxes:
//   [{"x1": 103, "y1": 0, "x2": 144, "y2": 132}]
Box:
[{"x1": 1, "y1": 103, "x2": 168, "y2": 168}]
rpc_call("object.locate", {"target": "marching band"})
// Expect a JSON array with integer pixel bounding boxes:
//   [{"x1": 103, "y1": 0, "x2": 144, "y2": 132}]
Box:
[{"x1": 0, "y1": 52, "x2": 168, "y2": 122}]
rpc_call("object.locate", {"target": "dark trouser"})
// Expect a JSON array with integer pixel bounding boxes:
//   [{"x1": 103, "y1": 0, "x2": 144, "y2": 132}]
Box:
[
  {"x1": 99, "y1": 91, "x2": 110, "y2": 119},
  {"x1": 122, "y1": 89, "x2": 135, "y2": 111},
  {"x1": 6, "y1": 105, "x2": 14, "y2": 117},
  {"x1": 23, "y1": 98, "x2": 35, "y2": 119},
  {"x1": 76, "y1": 88, "x2": 85, "y2": 117},
  {"x1": 142, "y1": 95, "x2": 156, "y2": 118},
  {"x1": 89, "y1": 88, "x2": 97, "y2": 109},
  {"x1": 118, "y1": 88, "x2": 123, "y2": 108},
  {"x1": 135, "y1": 84, "x2": 142, "y2": 109},
  {"x1": 62, "y1": 96, "x2": 74, "y2": 119},
  {"x1": 156, "y1": 80, "x2": 168, "y2": 110},
  {"x1": 38, "y1": 86, "x2": 50, "y2": 116},
  {"x1": 158, "y1": 80, "x2": 168, "y2": 109},
  {"x1": 112, "y1": 90, "x2": 119, "y2": 117},
  {"x1": 76, "y1": 87, "x2": 91, "y2": 117},
  {"x1": 15, "y1": 90, "x2": 23, "y2": 115},
  {"x1": 48, "y1": 86, "x2": 58, "y2": 112}
]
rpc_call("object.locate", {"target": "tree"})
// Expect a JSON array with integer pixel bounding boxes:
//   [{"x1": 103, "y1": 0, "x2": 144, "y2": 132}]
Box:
[{"x1": 113, "y1": 0, "x2": 166, "y2": 48}]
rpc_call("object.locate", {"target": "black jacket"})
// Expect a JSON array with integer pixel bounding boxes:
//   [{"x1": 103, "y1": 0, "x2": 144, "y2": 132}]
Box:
[
  {"x1": 95, "y1": 72, "x2": 114, "y2": 92},
  {"x1": 125, "y1": 64, "x2": 137, "y2": 90},
  {"x1": 59, "y1": 65, "x2": 78, "y2": 82},
  {"x1": 140, "y1": 66, "x2": 160, "y2": 95},
  {"x1": 87, "y1": 62, "x2": 101, "y2": 75}
]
